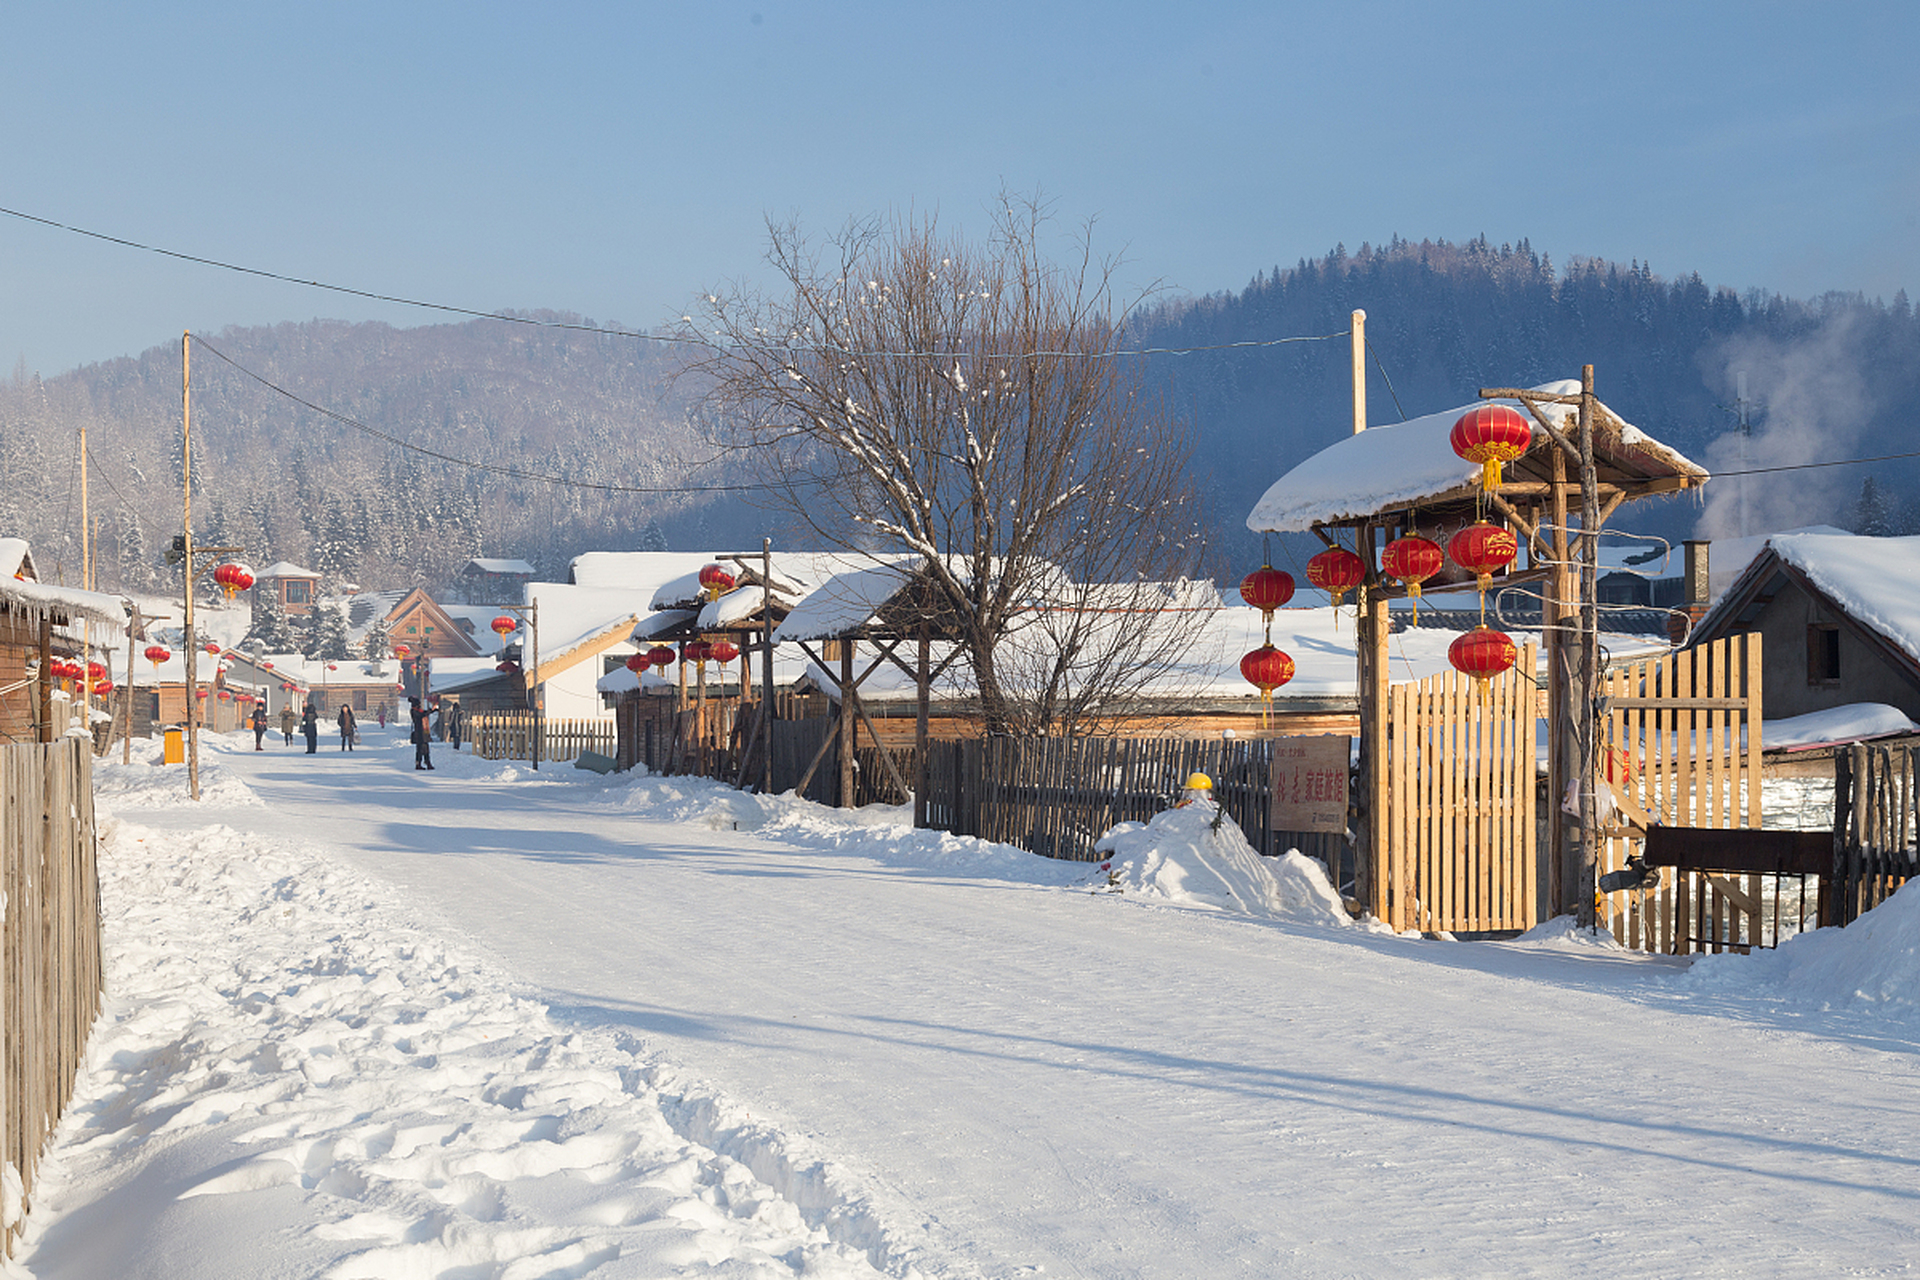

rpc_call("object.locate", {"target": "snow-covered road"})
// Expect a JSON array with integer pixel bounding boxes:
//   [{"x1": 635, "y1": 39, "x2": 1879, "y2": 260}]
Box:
[{"x1": 19, "y1": 731, "x2": 1920, "y2": 1278}]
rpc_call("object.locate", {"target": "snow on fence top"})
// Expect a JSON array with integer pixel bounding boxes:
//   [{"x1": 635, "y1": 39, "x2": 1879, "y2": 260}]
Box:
[{"x1": 1246, "y1": 380, "x2": 1705, "y2": 533}]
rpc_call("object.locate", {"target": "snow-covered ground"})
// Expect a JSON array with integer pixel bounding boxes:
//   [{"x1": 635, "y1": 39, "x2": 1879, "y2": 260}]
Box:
[{"x1": 11, "y1": 731, "x2": 1920, "y2": 1278}]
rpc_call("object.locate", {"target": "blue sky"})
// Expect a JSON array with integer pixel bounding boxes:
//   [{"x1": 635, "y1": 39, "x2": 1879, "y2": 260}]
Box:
[{"x1": 5, "y1": 1, "x2": 1915, "y2": 377}]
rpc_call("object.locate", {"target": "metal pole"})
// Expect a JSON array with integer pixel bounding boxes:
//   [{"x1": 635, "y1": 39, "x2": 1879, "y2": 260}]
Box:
[{"x1": 529, "y1": 597, "x2": 540, "y2": 769}]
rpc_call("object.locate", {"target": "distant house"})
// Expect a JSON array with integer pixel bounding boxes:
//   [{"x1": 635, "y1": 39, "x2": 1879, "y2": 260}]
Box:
[
  {"x1": 254, "y1": 561, "x2": 323, "y2": 621},
  {"x1": 1687, "y1": 532, "x2": 1920, "y2": 721},
  {"x1": 0, "y1": 537, "x2": 130, "y2": 743},
  {"x1": 456, "y1": 558, "x2": 536, "y2": 603}
]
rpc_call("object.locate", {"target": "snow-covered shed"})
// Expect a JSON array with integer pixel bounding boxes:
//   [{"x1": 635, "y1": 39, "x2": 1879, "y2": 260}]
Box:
[
  {"x1": 0, "y1": 539, "x2": 131, "y2": 744},
  {"x1": 1688, "y1": 532, "x2": 1920, "y2": 723}
]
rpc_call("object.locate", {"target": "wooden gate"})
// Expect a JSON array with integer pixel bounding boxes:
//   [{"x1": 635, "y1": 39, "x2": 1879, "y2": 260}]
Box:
[
  {"x1": 1383, "y1": 644, "x2": 1539, "y2": 934},
  {"x1": 1595, "y1": 633, "x2": 1763, "y2": 952}
]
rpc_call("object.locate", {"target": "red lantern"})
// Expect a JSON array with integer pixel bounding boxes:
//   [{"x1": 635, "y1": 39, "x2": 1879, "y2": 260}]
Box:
[
  {"x1": 1447, "y1": 521, "x2": 1518, "y2": 610},
  {"x1": 327, "y1": 663, "x2": 338, "y2": 671},
  {"x1": 1240, "y1": 644, "x2": 1296, "y2": 728},
  {"x1": 86, "y1": 661, "x2": 105, "y2": 681},
  {"x1": 625, "y1": 653, "x2": 651, "y2": 675},
  {"x1": 393, "y1": 644, "x2": 411, "y2": 658},
  {"x1": 1239, "y1": 565, "x2": 1296, "y2": 640},
  {"x1": 709, "y1": 640, "x2": 740, "y2": 665},
  {"x1": 698, "y1": 564, "x2": 735, "y2": 600},
  {"x1": 1306, "y1": 548, "x2": 1365, "y2": 610},
  {"x1": 491, "y1": 615, "x2": 517, "y2": 637},
  {"x1": 212, "y1": 562, "x2": 255, "y2": 599},
  {"x1": 647, "y1": 644, "x2": 677, "y2": 668},
  {"x1": 1448, "y1": 625, "x2": 1517, "y2": 701},
  {"x1": 1450, "y1": 404, "x2": 1533, "y2": 493},
  {"x1": 683, "y1": 640, "x2": 713, "y2": 666},
  {"x1": 95, "y1": 678, "x2": 114, "y2": 695},
  {"x1": 204, "y1": 642, "x2": 221, "y2": 655},
  {"x1": 495, "y1": 660, "x2": 520, "y2": 675},
  {"x1": 144, "y1": 644, "x2": 171, "y2": 668},
  {"x1": 195, "y1": 688, "x2": 209, "y2": 700},
  {"x1": 1382, "y1": 535, "x2": 1445, "y2": 603},
  {"x1": 217, "y1": 689, "x2": 232, "y2": 702}
]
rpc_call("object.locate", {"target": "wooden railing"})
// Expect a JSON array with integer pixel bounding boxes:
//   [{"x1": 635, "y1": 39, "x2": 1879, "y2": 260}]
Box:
[
  {"x1": 469, "y1": 713, "x2": 616, "y2": 764},
  {"x1": 1833, "y1": 743, "x2": 1918, "y2": 925},
  {"x1": 0, "y1": 737, "x2": 103, "y2": 1258}
]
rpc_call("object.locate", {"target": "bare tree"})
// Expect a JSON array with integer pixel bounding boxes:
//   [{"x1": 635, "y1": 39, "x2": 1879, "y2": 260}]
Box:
[{"x1": 689, "y1": 199, "x2": 1213, "y2": 736}]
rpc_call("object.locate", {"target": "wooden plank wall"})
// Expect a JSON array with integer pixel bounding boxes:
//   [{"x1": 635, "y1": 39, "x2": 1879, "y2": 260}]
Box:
[
  {"x1": 468, "y1": 714, "x2": 617, "y2": 764},
  {"x1": 0, "y1": 738, "x2": 103, "y2": 1259},
  {"x1": 1597, "y1": 633, "x2": 1763, "y2": 953},
  {"x1": 1833, "y1": 743, "x2": 1918, "y2": 924},
  {"x1": 1383, "y1": 644, "x2": 1539, "y2": 935}
]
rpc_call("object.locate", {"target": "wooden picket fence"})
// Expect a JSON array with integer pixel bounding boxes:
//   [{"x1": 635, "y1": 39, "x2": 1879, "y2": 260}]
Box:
[
  {"x1": 0, "y1": 737, "x2": 103, "y2": 1258},
  {"x1": 1832, "y1": 742, "x2": 1918, "y2": 925},
  {"x1": 469, "y1": 713, "x2": 616, "y2": 764},
  {"x1": 1596, "y1": 633, "x2": 1764, "y2": 952},
  {"x1": 1383, "y1": 644, "x2": 1539, "y2": 935}
]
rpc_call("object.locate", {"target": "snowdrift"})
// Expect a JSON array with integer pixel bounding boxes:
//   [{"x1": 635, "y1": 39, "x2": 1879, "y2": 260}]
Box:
[
  {"x1": 1093, "y1": 803, "x2": 1358, "y2": 926},
  {"x1": 1685, "y1": 877, "x2": 1920, "y2": 1022}
]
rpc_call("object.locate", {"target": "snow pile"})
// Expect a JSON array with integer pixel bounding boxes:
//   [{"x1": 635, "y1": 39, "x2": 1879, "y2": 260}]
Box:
[
  {"x1": 14, "y1": 810, "x2": 912, "y2": 1279},
  {"x1": 1510, "y1": 916, "x2": 1627, "y2": 951},
  {"x1": 1764, "y1": 701, "x2": 1920, "y2": 749},
  {"x1": 90, "y1": 739, "x2": 262, "y2": 808},
  {"x1": 1683, "y1": 878, "x2": 1920, "y2": 1022},
  {"x1": 1092, "y1": 803, "x2": 1354, "y2": 924}
]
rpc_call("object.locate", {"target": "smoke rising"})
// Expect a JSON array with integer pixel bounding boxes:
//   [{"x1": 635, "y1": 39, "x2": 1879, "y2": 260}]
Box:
[{"x1": 1694, "y1": 311, "x2": 1873, "y2": 541}]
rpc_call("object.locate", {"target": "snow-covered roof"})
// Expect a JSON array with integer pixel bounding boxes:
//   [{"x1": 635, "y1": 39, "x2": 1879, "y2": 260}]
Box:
[
  {"x1": 631, "y1": 609, "x2": 697, "y2": 641},
  {"x1": 1247, "y1": 381, "x2": 1706, "y2": 533},
  {"x1": 257, "y1": 561, "x2": 320, "y2": 580},
  {"x1": 1697, "y1": 525, "x2": 1851, "y2": 603},
  {"x1": 430, "y1": 657, "x2": 516, "y2": 695},
  {"x1": 464, "y1": 558, "x2": 536, "y2": 576},
  {"x1": 0, "y1": 537, "x2": 33, "y2": 580},
  {"x1": 571, "y1": 551, "x2": 719, "y2": 592},
  {"x1": 0, "y1": 576, "x2": 130, "y2": 631},
  {"x1": 773, "y1": 560, "x2": 920, "y2": 642},
  {"x1": 1699, "y1": 533, "x2": 1920, "y2": 672},
  {"x1": 524, "y1": 583, "x2": 651, "y2": 673}
]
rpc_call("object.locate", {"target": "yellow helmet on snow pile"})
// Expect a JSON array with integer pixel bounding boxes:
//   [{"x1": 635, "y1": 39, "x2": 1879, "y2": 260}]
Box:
[{"x1": 1185, "y1": 772, "x2": 1212, "y2": 792}]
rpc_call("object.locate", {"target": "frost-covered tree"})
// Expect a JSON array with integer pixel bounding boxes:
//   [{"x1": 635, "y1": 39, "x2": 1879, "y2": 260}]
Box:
[
  {"x1": 363, "y1": 617, "x2": 392, "y2": 663},
  {"x1": 246, "y1": 589, "x2": 300, "y2": 653},
  {"x1": 310, "y1": 603, "x2": 353, "y2": 661},
  {"x1": 1853, "y1": 476, "x2": 1894, "y2": 536},
  {"x1": 690, "y1": 197, "x2": 1210, "y2": 736}
]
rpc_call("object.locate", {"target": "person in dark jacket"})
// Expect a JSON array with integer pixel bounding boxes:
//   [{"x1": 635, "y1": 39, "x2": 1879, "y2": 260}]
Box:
[
  {"x1": 337, "y1": 704, "x2": 357, "y2": 751},
  {"x1": 409, "y1": 696, "x2": 433, "y2": 770},
  {"x1": 250, "y1": 703, "x2": 269, "y2": 751},
  {"x1": 301, "y1": 702, "x2": 319, "y2": 754}
]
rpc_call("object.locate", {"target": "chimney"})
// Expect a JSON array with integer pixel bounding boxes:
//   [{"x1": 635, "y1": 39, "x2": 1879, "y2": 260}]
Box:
[{"x1": 1668, "y1": 539, "x2": 1711, "y2": 645}]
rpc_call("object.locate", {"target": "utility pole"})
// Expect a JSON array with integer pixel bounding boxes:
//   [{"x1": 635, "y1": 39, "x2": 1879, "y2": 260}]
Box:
[{"x1": 183, "y1": 333, "x2": 198, "y2": 800}]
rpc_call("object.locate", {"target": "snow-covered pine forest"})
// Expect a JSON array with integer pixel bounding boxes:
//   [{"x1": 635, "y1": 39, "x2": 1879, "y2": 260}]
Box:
[{"x1": 4, "y1": 239, "x2": 1920, "y2": 598}]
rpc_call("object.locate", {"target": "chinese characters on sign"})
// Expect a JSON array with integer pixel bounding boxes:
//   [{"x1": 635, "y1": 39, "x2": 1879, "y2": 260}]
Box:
[{"x1": 1270, "y1": 734, "x2": 1350, "y2": 834}]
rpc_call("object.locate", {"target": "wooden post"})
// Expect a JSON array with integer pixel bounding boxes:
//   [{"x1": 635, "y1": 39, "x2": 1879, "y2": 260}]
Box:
[
  {"x1": 122, "y1": 606, "x2": 137, "y2": 764},
  {"x1": 1547, "y1": 425, "x2": 1570, "y2": 915},
  {"x1": 182, "y1": 332, "x2": 200, "y2": 800},
  {"x1": 1355, "y1": 522, "x2": 1390, "y2": 921},
  {"x1": 761, "y1": 537, "x2": 775, "y2": 796},
  {"x1": 1574, "y1": 365, "x2": 1601, "y2": 927},
  {"x1": 1351, "y1": 309, "x2": 1367, "y2": 435},
  {"x1": 839, "y1": 642, "x2": 856, "y2": 807},
  {"x1": 915, "y1": 625, "x2": 931, "y2": 828},
  {"x1": 35, "y1": 617, "x2": 52, "y2": 744}
]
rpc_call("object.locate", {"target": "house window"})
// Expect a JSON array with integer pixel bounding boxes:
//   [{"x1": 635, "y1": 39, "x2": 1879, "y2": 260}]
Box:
[
  {"x1": 1807, "y1": 625, "x2": 1841, "y2": 685},
  {"x1": 285, "y1": 580, "x2": 311, "y2": 604}
]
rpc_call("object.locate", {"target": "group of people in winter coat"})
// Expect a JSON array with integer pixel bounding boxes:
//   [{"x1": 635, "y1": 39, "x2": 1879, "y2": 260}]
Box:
[{"x1": 242, "y1": 695, "x2": 451, "y2": 772}]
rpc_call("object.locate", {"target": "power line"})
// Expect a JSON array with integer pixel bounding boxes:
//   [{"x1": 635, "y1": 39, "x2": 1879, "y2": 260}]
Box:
[
  {"x1": 190, "y1": 335, "x2": 774, "y2": 496},
  {"x1": 0, "y1": 203, "x2": 1348, "y2": 361}
]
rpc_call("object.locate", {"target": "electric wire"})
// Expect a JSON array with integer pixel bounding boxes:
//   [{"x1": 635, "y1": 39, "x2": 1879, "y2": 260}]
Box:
[
  {"x1": 190, "y1": 335, "x2": 776, "y2": 496},
  {"x1": 0, "y1": 204, "x2": 1348, "y2": 362}
]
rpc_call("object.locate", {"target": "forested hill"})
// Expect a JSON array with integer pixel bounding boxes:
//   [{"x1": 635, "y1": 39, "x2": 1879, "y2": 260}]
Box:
[
  {"x1": 0, "y1": 314, "x2": 747, "y2": 596},
  {"x1": 4, "y1": 238, "x2": 1917, "y2": 598},
  {"x1": 1132, "y1": 236, "x2": 1920, "y2": 559}
]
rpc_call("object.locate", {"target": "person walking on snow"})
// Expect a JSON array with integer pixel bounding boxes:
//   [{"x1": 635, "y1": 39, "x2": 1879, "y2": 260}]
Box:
[
  {"x1": 301, "y1": 702, "x2": 319, "y2": 754},
  {"x1": 250, "y1": 702, "x2": 269, "y2": 751},
  {"x1": 279, "y1": 703, "x2": 297, "y2": 746},
  {"x1": 337, "y1": 704, "x2": 357, "y2": 751},
  {"x1": 409, "y1": 696, "x2": 434, "y2": 771}
]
